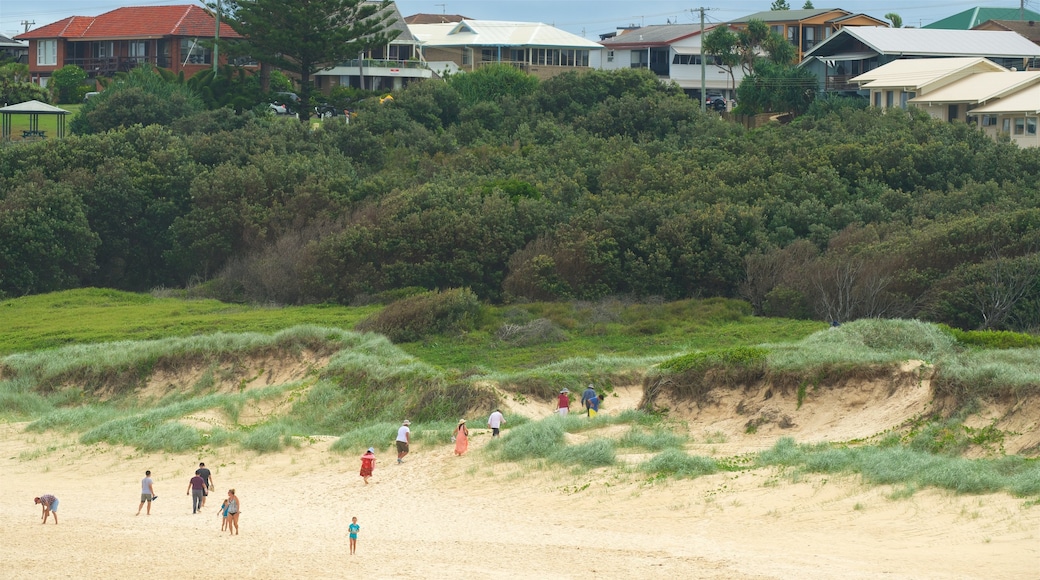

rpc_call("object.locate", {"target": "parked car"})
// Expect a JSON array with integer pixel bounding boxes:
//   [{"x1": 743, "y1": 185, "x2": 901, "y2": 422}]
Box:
[
  {"x1": 84, "y1": 91, "x2": 100, "y2": 102},
  {"x1": 269, "y1": 91, "x2": 300, "y2": 115},
  {"x1": 314, "y1": 103, "x2": 344, "y2": 119},
  {"x1": 706, "y1": 95, "x2": 727, "y2": 112}
]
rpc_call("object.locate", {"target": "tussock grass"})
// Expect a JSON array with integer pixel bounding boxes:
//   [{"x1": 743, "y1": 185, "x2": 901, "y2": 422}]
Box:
[
  {"x1": 550, "y1": 438, "x2": 616, "y2": 468},
  {"x1": 933, "y1": 349, "x2": 1040, "y2": 398},
  {"x1": 756, "y1": 438, "x2": 1040, "y2": 498},
  {"x1": 641, "y1": 448, "x2": 719, "y2": 478},
  {"x1": 330, "y1": 422, "x2": 404, "y2": 453},
  {"x1": 618, "y1": 426, "x2": 687, "y2": 451},
  {"x1": 489, "y1": 419, "x2": 566, "y2": 461}
]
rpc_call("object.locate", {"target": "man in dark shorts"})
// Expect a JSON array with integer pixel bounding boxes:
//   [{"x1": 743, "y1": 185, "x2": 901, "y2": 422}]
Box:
[
  {"x1": 396, "y1": 420, "x2": 411, "y2": 464},
  {"x1": 196, "y1": 462, "x2": 213, "y2": 507}
]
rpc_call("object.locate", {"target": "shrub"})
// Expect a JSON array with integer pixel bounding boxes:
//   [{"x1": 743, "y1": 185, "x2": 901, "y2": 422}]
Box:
[
  {"x1": 355, "y1": 288, "x2": 481, "y2": 342},
  {"x1": 493, "y1": 419, "x2": 565, "y2": 461},
  {"x1": 641, "y1": 448, "x2": 719, "y2": 478},
  {"x1": 550, "y1": 438, "x2": 616, "y2": 468},
  {"x1": 496, "y1": 318, "x2": 566, "y2": 346},
  {"x1": 939, "y1": 325, "x2": 1040, "y2": 350},
  {"x1": 71, "y1": 64, "x2": 204, "y2": 134}
]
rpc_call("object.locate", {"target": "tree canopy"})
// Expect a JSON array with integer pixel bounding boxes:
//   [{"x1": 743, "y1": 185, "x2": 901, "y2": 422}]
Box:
[{"x1": 218, "y1": 0, "x2": 400, "y2": 121}]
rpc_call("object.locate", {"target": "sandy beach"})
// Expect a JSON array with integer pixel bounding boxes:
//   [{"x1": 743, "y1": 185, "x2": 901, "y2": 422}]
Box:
[{"x1": 2, "y1": 382, "x2": 1038, "y2": 580}]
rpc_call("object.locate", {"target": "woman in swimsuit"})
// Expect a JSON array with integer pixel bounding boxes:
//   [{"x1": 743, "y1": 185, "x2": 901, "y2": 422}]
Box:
[{"x1": 226, "y1": 489, "x2": 240, "y2": 535}]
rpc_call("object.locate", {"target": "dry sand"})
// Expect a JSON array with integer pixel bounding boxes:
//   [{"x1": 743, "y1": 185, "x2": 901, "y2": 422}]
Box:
[{"x1": 2, "y1": 382, "x2": 1038, "y2": 579}]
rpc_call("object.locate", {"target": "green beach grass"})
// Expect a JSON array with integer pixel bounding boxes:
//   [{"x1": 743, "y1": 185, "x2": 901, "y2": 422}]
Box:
[{"x1": 1, "y1": 289, "x2": 1038, "y2": 500}]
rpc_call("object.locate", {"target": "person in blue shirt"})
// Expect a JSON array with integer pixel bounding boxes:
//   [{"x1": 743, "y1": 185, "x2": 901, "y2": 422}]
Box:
[
  {"x1": 581, "y1": 384, "x2": 597, "y2": 416},
  {"x1": 349, "y1": 516, "x2": 360, "y2": 555}
]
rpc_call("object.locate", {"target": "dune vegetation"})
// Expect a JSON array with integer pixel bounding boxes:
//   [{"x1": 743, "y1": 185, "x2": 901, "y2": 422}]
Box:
[{"x1": 2, "y1": 289, "x2": 1037, "y2": 501}]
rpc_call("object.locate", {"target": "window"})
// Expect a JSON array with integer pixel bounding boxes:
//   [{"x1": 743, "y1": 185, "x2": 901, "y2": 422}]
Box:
[
  {"x1": 607, "y1": 50, "x2": 614, "y2": 63},
  {"x1": 948, "y1": 104, "x2": 958, "y2": 121},
  {"x1": 981, "y1": 115, "x2": 998, "y2": 127},
  {"x1": 886, "y1": 91, "x2": 894, "y2": 108},
  {"x1": 129, "y1": 41, "x2": 147, "y2": 58},
  {"x1": 37, "y1": 40, "x2": 57, "y2": 66},
  {"x1": 180, "y1": 39, "x2": 210, "y2": 65},
  {"x1": 1014, "y1": 117, "x2": 1026, "y2": 135},
  {"x1": 672, "y1": 54, "x2": 719, "y2": 65},
  {"x1": 874, "y1": 91, "x2": 881, "y2": 107},
  {"x1": 1003, "y1": 118, "x2": 1011, "y2": 133},
  {"x1": 481, "y1": 48, "x2": 496, "y2": 62},
  {"x1": 630, "y1": 50, "x2": 648, "y2": 68},
  {"x1": 1027, "y1": 117, "x2": 1037, "y2": 135}
]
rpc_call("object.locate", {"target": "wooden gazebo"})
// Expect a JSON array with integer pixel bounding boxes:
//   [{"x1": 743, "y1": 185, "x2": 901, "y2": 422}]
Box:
[{"x1": 0, "y1": 100, "x2": 71, "y2": 141}]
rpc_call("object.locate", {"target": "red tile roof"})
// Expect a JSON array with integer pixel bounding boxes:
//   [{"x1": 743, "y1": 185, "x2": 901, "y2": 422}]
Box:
[{"x1": 16, "y1": 5, "x2": 241, "y2": 40}]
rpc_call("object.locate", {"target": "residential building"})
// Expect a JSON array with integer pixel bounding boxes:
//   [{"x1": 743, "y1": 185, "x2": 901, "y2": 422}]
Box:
[
  {"x1": 728, "y1": 9, "x2": 887, "y2": 63},
  {"x1": 313, "y1": 2, "x2": 431, "y2": 92},
  {"x1": 851, "y1": 57, "x2": 1007, "y2": 111},
  {"x1": 409, "y1": 20, "x2": 602, "y2": 79},
  {"x1": 1, "y1": 33, "x2": 28, "y2": 64},
  {"x1": 969, "y1": 83, "x2": 1040, "y2": 147},
  {"x1": 598, "y1": 24, "x2": 743, "y2": 101},
  {"x1": 924, "y1": 6, "x2": 1040, "y2": 29},
  {"x1": 909, "y1": 69, "x2": 1040, "y2": 124},
  {"x1": 403, "y1": 14, "x2": 471, "y2": 25},
  {"x1": 801, "y1": 27, "x2": 1040, "y2": 94},
  {"x1": 15, "y1": 5, "x2": 241, "y2": 86}
]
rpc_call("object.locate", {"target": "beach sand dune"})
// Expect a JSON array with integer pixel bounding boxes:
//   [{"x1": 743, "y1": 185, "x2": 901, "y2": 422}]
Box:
[{"x1": 2, "y1": 366, "x2": 1038, "y2": 579}]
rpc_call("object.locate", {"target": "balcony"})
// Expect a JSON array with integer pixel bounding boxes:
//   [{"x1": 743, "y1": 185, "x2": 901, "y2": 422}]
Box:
[
  {"x1": 65, "y1": 56, "x2": 174, "y2": 76},
  {"x1": 825, "y1": 75, "x2": 858, "y2": 92}
]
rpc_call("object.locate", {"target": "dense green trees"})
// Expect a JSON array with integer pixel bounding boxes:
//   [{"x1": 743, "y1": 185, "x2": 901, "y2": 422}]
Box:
[{"x1": 2, "y1": 68, "x2": 1038, "y2": 331}]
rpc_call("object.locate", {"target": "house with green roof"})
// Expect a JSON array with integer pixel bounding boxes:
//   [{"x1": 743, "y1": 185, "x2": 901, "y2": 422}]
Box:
[{"x1": 924, "y1": 7, "x2": 1040, "y2": 30}]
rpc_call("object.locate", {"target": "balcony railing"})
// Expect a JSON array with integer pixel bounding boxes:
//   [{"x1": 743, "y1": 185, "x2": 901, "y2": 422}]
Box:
[
  {"x1": 825, "y1": 75, "x2": 858, "y2": 92},
  {"x1": 338, "y1": 58, "x2": 428, "y2": 70},
  {"x1": 65, "y1": 56, "x2": 175, "y2": 75}
]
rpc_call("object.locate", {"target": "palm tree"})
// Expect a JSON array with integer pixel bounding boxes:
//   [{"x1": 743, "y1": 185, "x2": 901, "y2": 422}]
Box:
[{"x1": 885, "y1": 13, "x2": 903, "y2": 28}]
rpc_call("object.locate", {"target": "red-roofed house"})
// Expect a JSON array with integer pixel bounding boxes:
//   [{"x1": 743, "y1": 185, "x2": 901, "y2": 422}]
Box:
[{"x1": 15, "y1": 5, "x2": 241, "y2": 86}]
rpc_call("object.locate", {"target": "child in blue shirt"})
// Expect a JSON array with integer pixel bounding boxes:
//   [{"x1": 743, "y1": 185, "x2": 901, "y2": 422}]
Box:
[{"x1": 348, "y1": 516, "x2": 360, "y2": 555}]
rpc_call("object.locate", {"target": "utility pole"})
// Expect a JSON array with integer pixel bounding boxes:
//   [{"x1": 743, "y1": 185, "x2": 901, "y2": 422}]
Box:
[
  {"x1": 21, "y1": 20, "x2": 35, "y2": 33},
  {"x1": 213, "y1": 0, "x2": 221, "y2": 73},
  {"x1": 699, "y1": 7, "x2": 706, "y2": 112}
]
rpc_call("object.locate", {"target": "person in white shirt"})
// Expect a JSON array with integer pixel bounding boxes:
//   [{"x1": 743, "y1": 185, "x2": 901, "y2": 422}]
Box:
[
  {"x1": 396, "y1": 420, "x2": 411, "y2": 464},
  {"x1": 137, "y1": 470, "x2": 156, "y2": 516},
  {"x1": 487, "y1": 409, "x2": 505, "y2": 437}
]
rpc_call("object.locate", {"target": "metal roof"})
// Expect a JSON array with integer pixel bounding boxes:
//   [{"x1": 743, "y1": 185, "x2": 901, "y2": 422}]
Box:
[
  {"x1": 805, "y1": 27, "x2": 1040, "y2": 60},
  {"x1": 599, "y1": 24, "x2": 702, "y2": 47},
  {"x1": 924, "y1": 7, "x2": 1040, "y2": 30},
  {"x1": 0, "y1": 100, "x2": 71, "y2": 114},
  {"x1": 851, "y1": 57, "x2": 1006, "y2": 88},
  {"x1": 730, "y1": 9, "x2": 841, "y2": 23},
  {"x1": 410, "y1": 20, "x2": 602, "y2": 49},
  {"x1": 909, "y1": 71, "x2": 1040, "y2": 103},
  {"x1": 970, "y1": 82, "x2": 1040, "y2": 113}
]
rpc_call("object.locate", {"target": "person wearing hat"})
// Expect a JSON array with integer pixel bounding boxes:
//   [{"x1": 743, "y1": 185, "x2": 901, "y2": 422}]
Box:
[
  {"x1": 453, "y1": 419, "x2": 469, "y2": 456},
  {"x1": 396, "y1": 420, "x2": 411, "y2": 464},
  {"x1": 34, "y1": 494, "x2": 59, "y2": 524},
  {"x1": 556, "y1": 389, "x2": 570, "y2": 416},
  {"x1": 360, "y1": 447, "x2": 376, "y2": 484}
]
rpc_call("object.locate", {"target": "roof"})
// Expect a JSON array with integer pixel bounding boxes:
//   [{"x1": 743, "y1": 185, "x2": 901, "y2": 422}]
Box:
[
  {"x1": 404, "y1": 13, "x2": 471, "y2": 25},
  {"x1": 16, "y1": 5, "x2": 241, "y2": 41},
  {"x1": 851, "y1": 57, "x2": 1007, "y2": 88},
  {"x1": 0, "y1": 100, "x2": 71, "y2": 114},
  {"x1": 973, "y1": 19, "x2": 1040, "y2": 43},
  {"x1": 804, "y1": 27, "x2": 1040, "y2": 60},
  {"x1": 970, "y1": 82, "x2": 1040, "y2": 113},
  {"x1": 410, "y1": 20, "x2": 602, "y2": 49},
  {"x1": 599, "y1": 24, "x2": 703, "y2": 48},
  {"x1": 909, "y1": 71, "x2": 1040, "y2": 104},
  {"x1": 0, "y1": 33, "x2": 27, "y2": 48},
  {"x1": 924, "y1": 7, "x2": 1040, "y2": 30},
  {"x1": 730, "y1": 9, "x2": 845, "y2": 23}
]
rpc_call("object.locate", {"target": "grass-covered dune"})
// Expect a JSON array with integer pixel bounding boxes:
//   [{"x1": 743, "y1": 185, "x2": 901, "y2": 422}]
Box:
[{"x1": 1, "y1": 289, "x2": 1038, "y2": 499}]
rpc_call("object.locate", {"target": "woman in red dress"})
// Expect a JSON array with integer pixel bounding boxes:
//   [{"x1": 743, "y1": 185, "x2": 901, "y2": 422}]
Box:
[
  {"x1": 360, "y1": 448, "x2": 376, "y2": 484},
  {"x1": 453, "y1": 419, "x2": 469, "y2": 456}
]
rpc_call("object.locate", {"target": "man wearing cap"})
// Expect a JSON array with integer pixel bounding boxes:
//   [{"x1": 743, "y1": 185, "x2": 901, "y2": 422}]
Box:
[
  {"x1": 360, "y1": 447, "x2": 376, "y2": 483},
  {"x1": 396, "y1": 420, "x2": 411, "y2": 464},
  {"x1": 556, "y1": 389, "x2": 570, "y2": 416},
  {"x1": 34, "y1": 494, "x2": 59, "y2": 524}
]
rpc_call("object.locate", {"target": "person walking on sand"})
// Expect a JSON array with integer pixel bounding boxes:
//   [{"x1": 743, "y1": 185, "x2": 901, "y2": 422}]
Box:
[
  {"x1": 187, "y1": 471, "x2": 205, "y2": 514},
  {"x1": 218, "y1": 499, "x2": 230, "y2": 531},
  {"x1": 556, "y1": 389, "x2": 570, "y2": 416},
  {"x1": 453, "y1": 419, "x2": 469, "y2": 456},
  {"x1": 487, "y1": 408, "x2": 505, "y2": 437},
  {"x1": 137, "y1": 470, "x2": 156, "y2": 515},
  {"x1": 34, "y1": 494, "x2": 59, "y2": 524},
  {"x1": 581, "y1": 384, "x2": 597, "y2": 416},
  {"x1": 348, "y1": 516, "x2": 360, "y2": 555},
  {"x1": 196, "y1": 462, "x2": 213, "y2": 507},
  {"x1": 360, "y1": 448, "x2": 376, "y2": 484},
  {"x1": 396, "y1": 420, "x2": 411, "y2": 464},
  {"x1": 226, "y1": 489, "x2": 240, "y2": 535}
]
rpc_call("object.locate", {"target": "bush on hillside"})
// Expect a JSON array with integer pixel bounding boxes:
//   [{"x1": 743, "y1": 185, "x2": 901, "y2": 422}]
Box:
[
  {"x1": 355, "y1": 288, "x2": 481, "y2": 342},
  {"x1": 71, "y1": 64, "x2": 204, "y2": 134}
]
